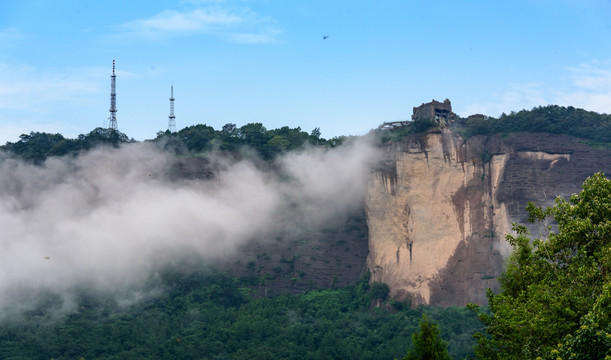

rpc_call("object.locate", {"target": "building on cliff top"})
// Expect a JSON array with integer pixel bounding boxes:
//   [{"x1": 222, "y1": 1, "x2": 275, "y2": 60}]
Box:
[
  {"x1": 412, "y1": 99, "x2": 457, "y2": 127},
  {"x1": 377, "y1": 98, "x2": 459, "y2": 131}
]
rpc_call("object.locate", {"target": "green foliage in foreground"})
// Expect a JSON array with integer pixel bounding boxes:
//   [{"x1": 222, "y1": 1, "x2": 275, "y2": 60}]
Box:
[
  {"x1": 402, "y1": 314, "x2": 451, "y2": 360},
  {"x1": 470, "y1": 172, "x2": 611, "y2": 359},
  {"x1": 462, "y1": 105, "x2": 611, "y2": 146},
  {"x1": 0, "y1": 272, "x2": 482, "y2": 360}
]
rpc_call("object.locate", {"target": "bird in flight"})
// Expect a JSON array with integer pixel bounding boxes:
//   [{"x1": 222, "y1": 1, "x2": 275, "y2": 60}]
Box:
[{"x1": 322, "y1": 35, "x2": 329, "y2": 40}]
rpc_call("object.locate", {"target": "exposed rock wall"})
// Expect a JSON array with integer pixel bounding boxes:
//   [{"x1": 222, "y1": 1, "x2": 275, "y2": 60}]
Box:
[{"x1": 366, "y1": 130, "x2": 611, "y2": 306}]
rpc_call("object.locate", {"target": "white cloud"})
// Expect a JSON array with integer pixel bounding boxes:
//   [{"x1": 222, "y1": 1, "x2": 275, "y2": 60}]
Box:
[
  {"x1": 461, "y1": 83, "x2": 549, "y2": 117},
  {"x1": 554, "y1": 92, "x2": 611, "y2": 114},
  {"x1": 461, "y1": 60, "x2": 611, "y2": 117},
  {"x1": 123, "y1": 8, "x2": 242, "y2": 33},
  {"x1": 553, "y1": 60, "x2": 611, "y2": 114},
  {"x1": 115, "y1": 6, "x2": 281, "y2": 44},
  {"x1": 181, "y1": 0, "x2": 229, "y2": 4},
  {"x1": 566, "y1": 61, "x2": 611, "y2": 90},
  {"x1": 0, "y1": 28, "x2": 22, "y2": 46},
  {"x1": 0, "y1": 122, "x2": 80, "y2": 146},
  {"x1": 228, "y1": 30, "x2": 281, "y2": 44},
  {"x1": 0, "y1": 62, "x2": 108, "y2": 144},
  {"x1": 0, "y1": 63, "x2": 102, "y2": 111}
]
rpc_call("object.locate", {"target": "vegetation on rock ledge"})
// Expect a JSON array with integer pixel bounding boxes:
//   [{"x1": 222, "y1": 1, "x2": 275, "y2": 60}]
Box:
[
  {"x1": 462, "y1": 105, "x2": 611, "y2": 147},
  {"x1": 469, "y1": 172, "x2": 611, "y2": 359}
]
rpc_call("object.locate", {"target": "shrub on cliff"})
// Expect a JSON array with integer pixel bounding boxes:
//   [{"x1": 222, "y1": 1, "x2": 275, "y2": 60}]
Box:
[{"x1": 469, "y1": 172, "x2": 611, "y2": 359}]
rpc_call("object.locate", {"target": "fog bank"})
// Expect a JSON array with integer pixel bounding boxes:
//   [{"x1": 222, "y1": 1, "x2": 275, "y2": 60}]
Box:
[{"x1": 0, "y1": 138, "x2": 379, "y2": 314}]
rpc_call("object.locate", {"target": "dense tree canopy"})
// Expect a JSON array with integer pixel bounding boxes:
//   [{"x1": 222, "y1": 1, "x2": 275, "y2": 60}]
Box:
[
  {"x1": 402, "y1": 314, "x2": 451, "y2": 360},
  {"x1": 5, "y1": 105, "x2": 611, "y2": 162},
  {"x1": 470, "y1": 172, "x2": 611, "y2": 359},
  {"x1": 462, "y1": 105, "x2": 611, "y2": 146},
  {"x1": 155, "y1": 123, "x2": 338, "y2": 159},
  {"x1": 0, "y1": 128, "x2": 132, "y2": 163},
  {"x1": 378, "y1": 104, "x2": 611, "y2": 147},
  {"x1": 0, "y1": 123, "x2": 342, "y2": 163},
  {"x1": 0, "y1": 271, "x2": 483, "y2": 359}
]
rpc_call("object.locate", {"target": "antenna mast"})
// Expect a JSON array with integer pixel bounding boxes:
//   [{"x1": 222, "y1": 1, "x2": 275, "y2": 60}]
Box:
[
  {"x1": 168, "y1": 85, "x2": 176, "y2": 132},
  {"x1": 108, "y1": 60, "x2": 118, "y2": 131}
]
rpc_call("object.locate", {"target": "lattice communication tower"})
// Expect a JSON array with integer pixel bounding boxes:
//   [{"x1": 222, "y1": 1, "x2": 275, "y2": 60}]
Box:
[
  {"x1": 108, "y1": 60, "x2": 118, "y2": 131},
  {"x1": 168, "y1": 85, "x2": 176, "y2": 132}
]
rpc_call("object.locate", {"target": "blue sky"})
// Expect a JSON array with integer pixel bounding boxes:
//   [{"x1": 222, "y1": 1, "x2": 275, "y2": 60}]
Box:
[{"x1": 1, "y1": 0, "x2": 610, "y2": 144}]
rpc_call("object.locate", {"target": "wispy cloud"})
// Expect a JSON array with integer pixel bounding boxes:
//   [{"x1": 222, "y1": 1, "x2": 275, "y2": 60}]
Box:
[
  {"x1": 114, "y1": 6, "x2": 281, "y2": 44},
  {"x1": 227, "y1": 30, "x2": 281, "y2": 44},
  {"x1": 181, "y1": 0, "x2": 229, "y2": 4},
  {"x1": 566, "y1": 61, "x2": 611, "y2": 90},
  {"x1": 553, "y1": 60, "x2": 611, "y2": 114},
  {"x1": 0, "y1": 122, "x2": 81, "y2": 146},
  {"x1": 0, "y1": 63, "x2": 106, "y2": 144},
  {"x1": 462, "y1": 60, "x2": 611, "y2": 117},
  {"x1": 123, "y1": 8, "x2": 242, "y2": 33},
  {"x1": 0, "y1": 28, "x2": 22, "y2": 46},
  {"x1": 0, "y1": 63, "x2": 101, "y2": 111},
  {"x1": 461, "y1": 83, "x2": 549, "y2": 117}
]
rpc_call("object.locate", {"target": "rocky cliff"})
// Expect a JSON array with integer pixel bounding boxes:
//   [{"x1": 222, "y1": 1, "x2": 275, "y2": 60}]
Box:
[{"x1": 366, "y1": 129, "x2": 611, "y2": 306}]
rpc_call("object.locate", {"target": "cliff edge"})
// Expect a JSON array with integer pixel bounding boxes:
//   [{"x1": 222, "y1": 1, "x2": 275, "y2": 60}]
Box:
[{"x1": 366, "y1": 129, "x2": 611, "y2": 306}]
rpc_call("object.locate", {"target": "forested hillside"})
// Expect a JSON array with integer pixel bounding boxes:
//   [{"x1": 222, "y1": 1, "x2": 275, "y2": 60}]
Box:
[
  {"x1": 0, "y1": 123, "x2": 342, "y2": 164},
  {"x1": 0, "y1": 271, "x2": 482, "y2": 360},
  {"x1": 0, "y1": 128, "x2": 133, "y2": 164},
  {"x1": 460, "y1": 105, "x2": 611, "y2": 147}
]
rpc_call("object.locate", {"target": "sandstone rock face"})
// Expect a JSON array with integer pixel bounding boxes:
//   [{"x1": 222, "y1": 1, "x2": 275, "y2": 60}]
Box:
[{"x1": 366, "y1": 130, "x2": 611, "y2": 306}]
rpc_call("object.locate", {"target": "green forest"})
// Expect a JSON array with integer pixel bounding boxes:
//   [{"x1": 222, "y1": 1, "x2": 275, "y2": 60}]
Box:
[
  {"x1": 460, "y1": 105, "x2": 611, "y2": 147},
  {"x1": 0, "y1": 123, "x2": 342, "y2": 164},
  {"x1": 0, "y1": 271, "x2": 482, "y2": 360}
]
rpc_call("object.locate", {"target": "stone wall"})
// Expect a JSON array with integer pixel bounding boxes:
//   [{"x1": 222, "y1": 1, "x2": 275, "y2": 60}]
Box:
[{"x1": 412, "y1": 99, "x2": 457, "y2": 126}]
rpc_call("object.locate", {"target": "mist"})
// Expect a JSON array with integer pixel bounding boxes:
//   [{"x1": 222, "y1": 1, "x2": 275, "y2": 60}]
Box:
[{"x1": 0, "y1": 137, "x2": 380, "y2": 314}]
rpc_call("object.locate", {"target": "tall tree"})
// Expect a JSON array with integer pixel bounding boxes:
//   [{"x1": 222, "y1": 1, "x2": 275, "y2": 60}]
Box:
[
  {"x1": 470, "y1": 172, "x2": 611, "y2": 359},
  {"x1": 402, "y1": 314, "x2": 451, "y2": 360}
]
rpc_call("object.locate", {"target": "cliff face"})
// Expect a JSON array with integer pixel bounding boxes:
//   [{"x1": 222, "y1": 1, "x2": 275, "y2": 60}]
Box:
[{"x1": 366, "y1": 129, "x2": 611, "y2": 306}]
